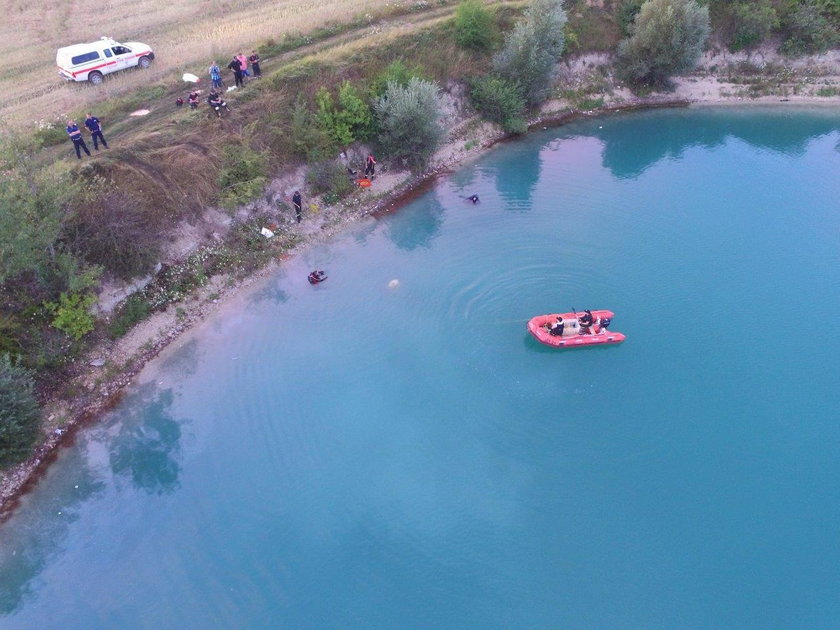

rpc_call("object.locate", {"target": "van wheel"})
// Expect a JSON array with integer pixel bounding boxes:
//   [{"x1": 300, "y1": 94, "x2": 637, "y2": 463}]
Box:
[
  {"x1": 138, "y1": 56, "x2": 151, "y2": 69},
  {"x1": 88, "y1": 71, "x2": 103, "y2": 85}
]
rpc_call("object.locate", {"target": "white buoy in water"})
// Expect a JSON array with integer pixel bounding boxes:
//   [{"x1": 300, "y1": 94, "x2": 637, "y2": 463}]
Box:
[{"x1": 388, "y1": 279, "x2": 399, "y2": 289}]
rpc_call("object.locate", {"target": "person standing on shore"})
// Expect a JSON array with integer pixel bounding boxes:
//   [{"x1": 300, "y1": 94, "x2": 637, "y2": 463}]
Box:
[
  {"x1": 84, "y1": 113, "x2": 108, "y2": 150},
  {"x1": 228, "y1": 56, "x2": 243, "y2": 88},
  {"x1": 66, "y1": 120, "x2": 91, "y2": 159},
  {"x1": 364, "y1": 154, "x2": 376, "y2": 179},
  {"x1": 236, "y1": 52, "x2": 249, "y2": 79},
  {"x1": 209, "y1": 61, "x2": 223, "y2": 89},
  {"x1": 292, "y1": 191, "x2": 302, "y2": 223},
  {"x1": 249, "y1": 51, "x2": 262, "y2": 78}
]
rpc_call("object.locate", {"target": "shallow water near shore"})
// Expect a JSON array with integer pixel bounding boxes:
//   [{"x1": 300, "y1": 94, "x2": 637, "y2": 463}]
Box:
[{"x1": 2, "y1": 108, "x2": 840, "y2": 629}]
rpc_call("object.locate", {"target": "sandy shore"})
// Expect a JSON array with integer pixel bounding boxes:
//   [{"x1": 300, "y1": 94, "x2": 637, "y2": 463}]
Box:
[{"x1": 2, "y1": 51, "x2": 839, "y2": 521}]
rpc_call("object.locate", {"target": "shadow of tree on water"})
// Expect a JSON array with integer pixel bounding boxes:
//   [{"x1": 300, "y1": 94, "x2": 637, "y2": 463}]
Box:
[{"x1": 109, "y1": 385, "x2": 183, "y2": 496}]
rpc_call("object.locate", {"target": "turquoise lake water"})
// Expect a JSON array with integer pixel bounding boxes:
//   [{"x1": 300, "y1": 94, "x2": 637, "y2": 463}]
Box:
[{"x1": 1, "y1": 108, "x2": 840, "y2": 629}]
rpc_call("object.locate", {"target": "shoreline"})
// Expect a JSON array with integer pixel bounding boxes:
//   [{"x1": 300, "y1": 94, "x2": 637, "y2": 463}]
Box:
[{"x1": 2, "y1": 84, "x2": 839, "y2": 521}]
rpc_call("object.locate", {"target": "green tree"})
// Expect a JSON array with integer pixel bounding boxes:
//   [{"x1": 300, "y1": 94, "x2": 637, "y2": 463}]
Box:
[
  {"x1": 290, "y1": 94, "x2": 331, "y2": 160},
  {"x1": 617, "y1": 0, "x2": 646, "y2": 35},
  {"x1": 336, "y1": 82, "x2": 373, "y2": 142},
  {"x1": 616, "y1": 0, "x2": 710, "y2": 88},
  {"x1": 0, "y1": 354, "x2": 40, "y2": 468},
  {"x1": 454, "y1": 0, "x2": 496, "y2": 50},
  {"x1": 730, "y1": 0, "x2": 779, "y2": 50},
  {"x1": 314, "y1": 83, "x2": 373, "y2": 147},
  {"x1": 0, "y1": 136, "x2": 73, "y2": 285},
  {"x1": 781, "y1": 0, "x2": 838, "y2": 55},
  {"x1": 493, "y1": 0, "x2": 567, "y2": 105},
  {"x1": 374, "y1": 78, "x2": 444, "y2": 173}
]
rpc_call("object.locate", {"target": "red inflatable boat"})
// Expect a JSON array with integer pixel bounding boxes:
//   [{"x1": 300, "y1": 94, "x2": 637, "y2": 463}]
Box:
[{"x1": 528, "y1": 310, "x2": 626, "y2": 348}]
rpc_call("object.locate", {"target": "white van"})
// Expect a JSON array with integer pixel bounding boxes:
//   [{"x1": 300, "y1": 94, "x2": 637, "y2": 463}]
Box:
[{"x1": 57, "y1": 37, "x2": 155, "y2": 85}]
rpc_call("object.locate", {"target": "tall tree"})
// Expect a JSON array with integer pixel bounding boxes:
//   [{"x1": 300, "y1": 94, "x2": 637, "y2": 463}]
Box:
[
  {"x1": 616, "y1": 0, "x2": 710, "y2": 88},
  {"x1": 493, "y1": 0, "x2": 567, "y2": 105}
]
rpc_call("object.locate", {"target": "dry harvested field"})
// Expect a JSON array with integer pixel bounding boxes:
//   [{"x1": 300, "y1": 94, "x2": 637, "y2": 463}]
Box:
[{"x1": 1, "y1": 0, "x2": 440, "y2": 127}]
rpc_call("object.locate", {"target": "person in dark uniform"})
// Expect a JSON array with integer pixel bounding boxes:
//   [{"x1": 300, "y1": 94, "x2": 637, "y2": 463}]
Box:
[
  {"x1": 249, "y1": 51, "x2": 262, "y2": 77},
  {"x1": 548, "y1": 318, "x2": 564, "y2": 336},
  {"x1": 227, "y1": 56, "x2": 243, "y2": 88},
  {"x1": 292, "y1": 191, "x2": 302, "y2": 223},
  {"x1": 84, "y1": 113, "x2": 108, "y2": 150},
  {"x1": 66, "y1": 120, "x2": 91, "y2": 159}
]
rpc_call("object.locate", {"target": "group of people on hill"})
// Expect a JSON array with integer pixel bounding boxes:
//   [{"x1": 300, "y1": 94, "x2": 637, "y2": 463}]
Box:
[
  {"x1": 177, "y1": 89, "x2": 231, "y2": 117},
  {"x1": 65, "y1": 113, "x2": 108, "y2": 159},
  {"x1": 174, "y1": 52, "x2": 263, "y2": 117},
  {"x1": 211, "y1": 52, "x2": 262, "y2": 89}
]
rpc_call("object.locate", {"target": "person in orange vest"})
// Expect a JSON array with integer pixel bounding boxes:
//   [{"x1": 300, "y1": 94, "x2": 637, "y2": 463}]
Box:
[{"x1": 66, "y1": 120, "x2": 91, "y2": 159}]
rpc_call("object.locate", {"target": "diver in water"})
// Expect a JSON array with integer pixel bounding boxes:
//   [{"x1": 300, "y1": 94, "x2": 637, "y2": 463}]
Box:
[
  {"x1": 466, "y1": 194, "x2": 479, "y2": 204},
  {"x1": 308, "y1": 270, "x2": 327, "y2": 284}
]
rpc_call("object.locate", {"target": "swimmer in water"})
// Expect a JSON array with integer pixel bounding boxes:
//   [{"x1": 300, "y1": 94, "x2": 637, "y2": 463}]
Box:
[{"x1": 466, "y1": 194, "x2": 479, "y2": 204}]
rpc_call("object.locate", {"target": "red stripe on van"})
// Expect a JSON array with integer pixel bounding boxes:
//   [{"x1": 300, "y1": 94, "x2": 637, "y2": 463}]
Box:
[{"x1": 68, "y1": 60, "x2": 118, "y2": 78}]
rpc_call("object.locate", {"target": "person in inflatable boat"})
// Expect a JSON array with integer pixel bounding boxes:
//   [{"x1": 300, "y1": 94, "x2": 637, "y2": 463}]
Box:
[
  {"x1": 578, "y1": 309, "x2": 594, "y2": 334},
  {"x1": 548, "y1": 318, "x2": 564, "y2": 337}
]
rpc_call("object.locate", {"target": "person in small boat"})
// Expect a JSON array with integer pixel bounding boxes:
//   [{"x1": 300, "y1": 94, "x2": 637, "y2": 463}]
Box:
[
  {"x1": 308, "y1": 270, "x2": 327, "y2": 284},
  {"x1": 548, "y1": 318, "x2": 564, "y2": 337},
  {"x1": 578, "y1": 309, "x2": 594, "y2": 334}
]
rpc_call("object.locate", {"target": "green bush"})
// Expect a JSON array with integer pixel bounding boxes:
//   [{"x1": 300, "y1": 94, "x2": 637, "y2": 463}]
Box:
[
  {"x1": 290, "y1": 94, "x2": 332, "y2": 160},
  {"x1": 315, "y1": 82, "x2": 373, "y2": 147},
  {"x1": 374, "y1": 78, "x2": 444, "y2": 173},
  {"x1": 218, "y1": 144, "x2": 268, "y2": 208},
  {"x1": 470, "y1": 75, "x2": 526, "y2": 133},
  {"x1": 780, "y1": 0, "x2": 838, "y2": 55},
  {"x1": 454, "y1": 0, "x2": 496, "y2": 50},
  {"x1": 616, "y1": 0, "x2": 710, "y2": 88},
  {"x1": 817, "y1": 0, "x2": 840, "y2": 26},
  {"x1": 33, "y1": 122, "x2": 69, "y2": 148},
  {"x1": 617, "y1": 0, "x2": 646, "y2": 35},
  {"x1": 108, "y1": 294, "x2": 151, "y2": 339},
  {"x1": 0, "y1": 354, "x2": 40, "y2": 468},
  {"x1": 306, "y1": 159, "x2": 355, "y2": 205},
  {"x1": 730, "y1": 0, "x2": 779, "y2": 50},
  {"x1": 369, "y1": 60, "x2": 424, "y2": 99},
  {"x1": 47, "y1": 292, "x2": 96, "y2": 340},
  {"x1": 493, "y1": 0, "x2": 567, "y2": 105}
]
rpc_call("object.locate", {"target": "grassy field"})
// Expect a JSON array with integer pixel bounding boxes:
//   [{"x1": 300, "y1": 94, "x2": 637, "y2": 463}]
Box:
[{"x1": 0, "y1": 0, "x2": 452, "y2": 127}]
